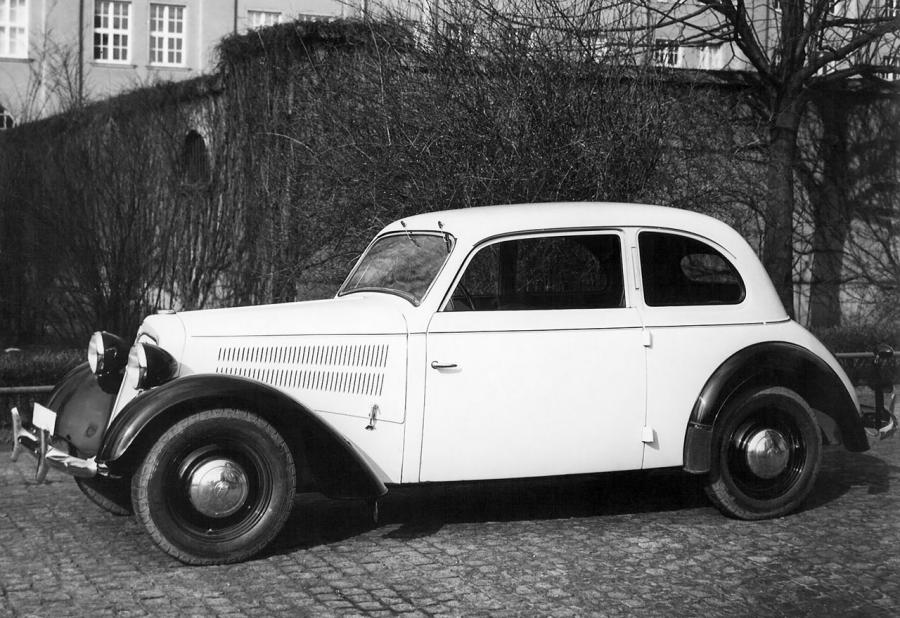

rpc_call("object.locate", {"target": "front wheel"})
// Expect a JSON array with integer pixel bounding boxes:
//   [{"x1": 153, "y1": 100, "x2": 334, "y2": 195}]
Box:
[
  {"x1": 705, "y1": 386, "x2": 821, "y2": 520},
  {"x1": 131, "y1": 409, "x2": 296, "y2": 565}
]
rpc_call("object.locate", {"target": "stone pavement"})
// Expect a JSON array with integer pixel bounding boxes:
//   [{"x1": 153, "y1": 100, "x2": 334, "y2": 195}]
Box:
[{"x1": 1, "y1": 434, "x2": 898, "y2": 617}]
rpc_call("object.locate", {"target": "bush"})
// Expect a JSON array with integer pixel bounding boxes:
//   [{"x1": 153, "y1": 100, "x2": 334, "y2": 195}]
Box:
[
  {"x1": 813, "y1": 324, "x2": 900, "y2": 354},
  {"x1": 0, "y1": 347, "x2": 82, "y2": 386}
]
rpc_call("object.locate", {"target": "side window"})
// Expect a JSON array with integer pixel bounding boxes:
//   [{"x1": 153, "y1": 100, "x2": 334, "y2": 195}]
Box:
[
  {"x1": 446, "y1": 234, "x2": 624, "y2": 311},
  {"x1": 639, "y1": 231, "x2": 745, "y2": 306}
]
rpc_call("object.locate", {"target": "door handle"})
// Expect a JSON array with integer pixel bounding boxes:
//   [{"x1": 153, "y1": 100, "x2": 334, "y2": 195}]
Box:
[{"x1": 431, "y1": 361, "x2": 458, "y2": 370}]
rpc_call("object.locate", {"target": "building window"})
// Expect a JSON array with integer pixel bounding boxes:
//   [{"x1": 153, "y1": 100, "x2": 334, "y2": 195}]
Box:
[
  {"x1": 443, "y1": 22, "x2": 474, "y2": 53},
  {"x1": 0, "y1": 105, "x2": 14, "y2": 130},
  {"x1": 295, "y1": 13, "x2": 332, "y2": 22},
  {"x1": 652, "y1": 39, "x2": 681, "y2": 68},
  {"x1": 248, "y1": 10, "x2": 281, "y2": 29},
  {"x1": 884, "y1": 0, "x2": 899, "y2": 17},
  {"x1": 585, "y1": 35, "x2": 609, "y2": 59},
  {"x1": 150, "y1": 4, "x2": 185, "y2": 66},
  {"x1": 0, "y1": 0, "x2": 28, "y2": 59},
  {"x1": 500, "y1": 24, "x2": 534, "y2": 52},
  {"x1": 94, "y1": 1, "x2": 131, "y2": 63},
  {"x1": 699, "y1": 43, "x2": 725, "y2": 70},
  {"x1": 879, "y1": 54, "x2": 899, "y2": 81}
]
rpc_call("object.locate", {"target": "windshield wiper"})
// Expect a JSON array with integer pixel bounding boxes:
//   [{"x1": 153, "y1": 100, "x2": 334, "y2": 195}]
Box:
[
  {"x1": 400, "y1": 221, "x2": 421, "y2": 247},
  {"x1": 438, "y1": 221, "x2": 452, "y2": 253}
]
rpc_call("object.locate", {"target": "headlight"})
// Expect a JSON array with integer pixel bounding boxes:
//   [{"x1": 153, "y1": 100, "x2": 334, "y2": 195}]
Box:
[
  {"x1": 87, "y1": 331, "x2": 130, "y2": 377},
  {"x1": 126, "y1": 342, "x2": 178, "y2": 390}
]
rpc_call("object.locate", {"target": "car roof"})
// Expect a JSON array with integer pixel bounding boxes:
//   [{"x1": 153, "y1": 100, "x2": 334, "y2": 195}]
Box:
[{"x1": 381, "y1": 202, "x2": 736, "y2": 246}]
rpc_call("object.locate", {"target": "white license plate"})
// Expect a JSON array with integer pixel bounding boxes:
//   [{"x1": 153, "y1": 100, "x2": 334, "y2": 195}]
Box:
[{"x1": 32, "y1": 403, "x2": 57, "y2": 433}]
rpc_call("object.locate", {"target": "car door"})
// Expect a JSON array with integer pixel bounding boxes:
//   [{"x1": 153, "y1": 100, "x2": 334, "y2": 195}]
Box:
[
  {"x1": 634, "y1": 230, "x2": 759, "y2": 470},
  {"x1": 419, "y1": 231, "x2": 647, "y2": 482}
]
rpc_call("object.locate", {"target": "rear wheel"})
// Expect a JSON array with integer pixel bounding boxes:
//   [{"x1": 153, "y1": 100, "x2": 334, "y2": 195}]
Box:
[
  {"x1": 131, "y1": 409, "x2": 296, "y2": 565},
  {"x1": 706, "y1": 387, "x2": 821, "y2": 520}
]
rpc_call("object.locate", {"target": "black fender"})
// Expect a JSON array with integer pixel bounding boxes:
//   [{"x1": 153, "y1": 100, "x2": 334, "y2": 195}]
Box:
[
  {"x1": 97, "y1": 374, "x2": 387, "y2": 499},
  {"x1": 46, "y1": 363, "x2": 117, "y2": 457},
  {"x1": 683, "y1": 342, "x2": 868, "y2": 474}
]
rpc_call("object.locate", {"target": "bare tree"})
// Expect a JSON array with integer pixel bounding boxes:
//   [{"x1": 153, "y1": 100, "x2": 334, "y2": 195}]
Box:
[
  {"x1": 626, "y1": 0, "x2": 900, "y2": 315},
  {"x1": 216, "y1": 9, "x2": 689, "y2": 303},
  {"x1": 793, "y1": 90, "x2": 898, "y2": 327}
]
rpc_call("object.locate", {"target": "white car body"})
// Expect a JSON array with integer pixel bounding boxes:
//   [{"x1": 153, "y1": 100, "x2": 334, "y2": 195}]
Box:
[{"x1": 114, "y1": 203, "x2": 857, "y2": 483}]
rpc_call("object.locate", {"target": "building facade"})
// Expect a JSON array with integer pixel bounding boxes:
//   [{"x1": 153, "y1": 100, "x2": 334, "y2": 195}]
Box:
[
  {"x1": 0, "y1": 0, "x2": 361, "y2": 126},
  {"x1": 2, "y1": 0, "x2": 897, "y2": 127}
]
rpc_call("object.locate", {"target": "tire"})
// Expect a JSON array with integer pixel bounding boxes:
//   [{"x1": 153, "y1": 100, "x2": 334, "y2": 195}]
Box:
[
  {"x1": 705, "y1": 386, "x2": 821, "y2": 520},
  {"x1": 131, "y1": 409, "x2": 296, "y2": 565},
  {"x1": 75, "y1": 476, "x2": 133, "y2": 516}
]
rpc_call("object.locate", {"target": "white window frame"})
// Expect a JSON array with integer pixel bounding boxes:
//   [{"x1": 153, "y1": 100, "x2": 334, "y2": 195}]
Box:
[
  {"x1": 652, "y1": 38, "x2": 682, "y2": 68},
  {"x1": 0, "y1": 0, "x2": 28, "y2": 59},
  {"x1": 884, "y1": 0, "x2": 899, "y2": 17},
  {"x1": 247, "y1": 9, "x2": 281, "y2": 30},
  {"x1": 94, "y1": 0, "x2": 131, "y2": 64},
  {"x1": 879, "y1": 54, "x2": 899, "y2": 81},
  {"x1": 149, "y1": 3, "x2": 185, "y2": 67}
]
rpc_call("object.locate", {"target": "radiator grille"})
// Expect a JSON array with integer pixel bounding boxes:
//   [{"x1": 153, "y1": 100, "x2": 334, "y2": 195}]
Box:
[{"x1": 216, "y1": 343, "x2": 389, "y2": 396}]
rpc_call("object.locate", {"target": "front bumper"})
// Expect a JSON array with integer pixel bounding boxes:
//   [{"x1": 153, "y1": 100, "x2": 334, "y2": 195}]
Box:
[
  {"x1": 861, "y1": 394, "x2": 897, "y2": 442},
  {"x1": 9, "y1": 405, "x2": 104, "y2": 482}
]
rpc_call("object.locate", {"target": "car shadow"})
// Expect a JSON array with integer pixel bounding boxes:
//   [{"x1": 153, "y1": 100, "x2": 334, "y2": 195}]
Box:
[
  {"x1": 266, "y1": 446, "x2": 897, "y2": 558},
  {"x1": 266, "y1": 469, "x2": 711, "y2": 556},
  {"x1": 801, "y1": 447, "x2": 897, "y2": 511}
]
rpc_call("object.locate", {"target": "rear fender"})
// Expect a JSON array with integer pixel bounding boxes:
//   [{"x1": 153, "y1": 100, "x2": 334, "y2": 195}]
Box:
[
  {"x1": 98, "y1": 374, "x2": 387, "y2": 499},
  {"x1": 683, "y1": 342, "x2": 867, "y2": 474}
]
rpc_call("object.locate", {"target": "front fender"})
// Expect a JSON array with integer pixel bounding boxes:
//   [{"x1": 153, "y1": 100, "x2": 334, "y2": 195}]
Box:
[
  {"x1": 98, "y1": 374, "x2": 387, "y2": 499},
  {"x1": 684, "y1": 342, "x2": 868, "y2": 474},
  {"x1": 46, "y1": 363, "x2": 116, "y2": 457}
]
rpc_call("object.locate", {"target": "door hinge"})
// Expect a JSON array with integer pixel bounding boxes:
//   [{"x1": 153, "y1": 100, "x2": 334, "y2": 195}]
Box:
[
  {"x1": 641, "y1": 426, "x2": 655, "y2": 443},
  {"x1": 642, "y1": 329, "x2": 652, "y2": 348}
]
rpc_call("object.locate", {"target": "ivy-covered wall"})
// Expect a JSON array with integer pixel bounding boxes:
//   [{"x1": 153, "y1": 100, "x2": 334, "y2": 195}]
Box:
[{"x1": 0, "y1": 19, "x2": 720, "y2": 344}]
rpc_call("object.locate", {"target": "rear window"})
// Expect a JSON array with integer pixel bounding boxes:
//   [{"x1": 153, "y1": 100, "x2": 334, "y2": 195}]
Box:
[{"x1": 639, "y1": 232, "x2": 744, "y2": 306}]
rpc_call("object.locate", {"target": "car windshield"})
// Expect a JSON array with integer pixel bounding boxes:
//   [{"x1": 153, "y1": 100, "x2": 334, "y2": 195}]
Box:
[{"x1": 339, "y1": 232, "x2": 453, "y2": 305}]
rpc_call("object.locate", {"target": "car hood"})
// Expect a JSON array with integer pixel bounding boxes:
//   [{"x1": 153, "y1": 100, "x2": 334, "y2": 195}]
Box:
[{"x1": 149, "y1": 294, "x2": 410, "y2": 339}]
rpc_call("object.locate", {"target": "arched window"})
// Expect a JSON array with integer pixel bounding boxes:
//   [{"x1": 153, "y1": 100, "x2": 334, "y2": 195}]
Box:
[{"x1": 182, "y1": 130, "x2": 210, "y2": 184}]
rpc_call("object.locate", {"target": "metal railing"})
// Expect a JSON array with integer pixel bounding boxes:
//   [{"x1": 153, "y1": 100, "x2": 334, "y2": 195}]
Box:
[
  {"x1": 835, "y1": 347, "x2": 896, "y2": 437},
  {"x1": 0, "y1": 386, "x2": 54, "y2": 395},
  {"x1": 0, "y1": 386, "x2": 53, "y2": 430}
]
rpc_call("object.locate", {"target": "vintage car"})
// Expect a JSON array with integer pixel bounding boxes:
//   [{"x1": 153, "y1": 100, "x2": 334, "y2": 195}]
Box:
[{"x1": 10, "y1": 203, "x2": 896, "y2": 565}]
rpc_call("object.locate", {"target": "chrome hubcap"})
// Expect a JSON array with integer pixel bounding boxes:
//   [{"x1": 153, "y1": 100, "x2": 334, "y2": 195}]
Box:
[
  {"x1": 187, "y1": 458, "x2": 250, "y2": 518},
  {"x1": 744, "y1": 428, "x2": 790, "y2": 479}
]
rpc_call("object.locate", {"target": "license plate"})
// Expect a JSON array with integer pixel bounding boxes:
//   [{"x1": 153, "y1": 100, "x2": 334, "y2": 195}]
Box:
[{"x1": 32, "y1": 403, "x2": 57, "y2": 433}]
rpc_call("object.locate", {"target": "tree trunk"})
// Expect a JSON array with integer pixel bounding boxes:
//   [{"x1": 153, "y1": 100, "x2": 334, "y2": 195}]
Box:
[
  {"x1": 763, "y1": 101, "x2": 802, "y2": 317},
  {"x1": 807, "y1": 97, "x2": 851, "y2": 329}
]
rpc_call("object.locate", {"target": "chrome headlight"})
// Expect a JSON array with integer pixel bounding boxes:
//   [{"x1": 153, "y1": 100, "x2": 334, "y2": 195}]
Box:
[
  {"x1": 126, "y1": 342, "x2": 178, "y2": 390},
  {"x1": 87, "y1": 331, "x2": 130, "y2": 377}
]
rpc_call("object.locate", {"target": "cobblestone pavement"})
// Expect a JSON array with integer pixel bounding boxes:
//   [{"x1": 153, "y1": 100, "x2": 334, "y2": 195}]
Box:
[{"x1": 1, "y1": 433, "x2": 898, "y2": 617}]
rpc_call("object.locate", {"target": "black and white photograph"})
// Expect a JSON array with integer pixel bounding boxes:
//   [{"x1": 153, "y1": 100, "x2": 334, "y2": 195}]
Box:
[{"x1": 1, "y1": 0, "x2": 898, "y2": 615}]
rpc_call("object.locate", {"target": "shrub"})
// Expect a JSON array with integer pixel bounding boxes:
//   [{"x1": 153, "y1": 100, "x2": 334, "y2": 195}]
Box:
[
  {"x1": 0, "y1": 347, "x2": 82, "y2": 386},
  {"x1": 813, "y1": 324, "x2": 900, "y2": 354}
]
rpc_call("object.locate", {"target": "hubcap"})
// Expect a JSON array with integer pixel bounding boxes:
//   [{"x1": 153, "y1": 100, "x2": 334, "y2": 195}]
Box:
[
  {"x1": 187, "y1": 457, "x2": 250, "y2": 518},
  {"x1": 744, "y1": 428, "x2": 790, "y2": 479}
]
